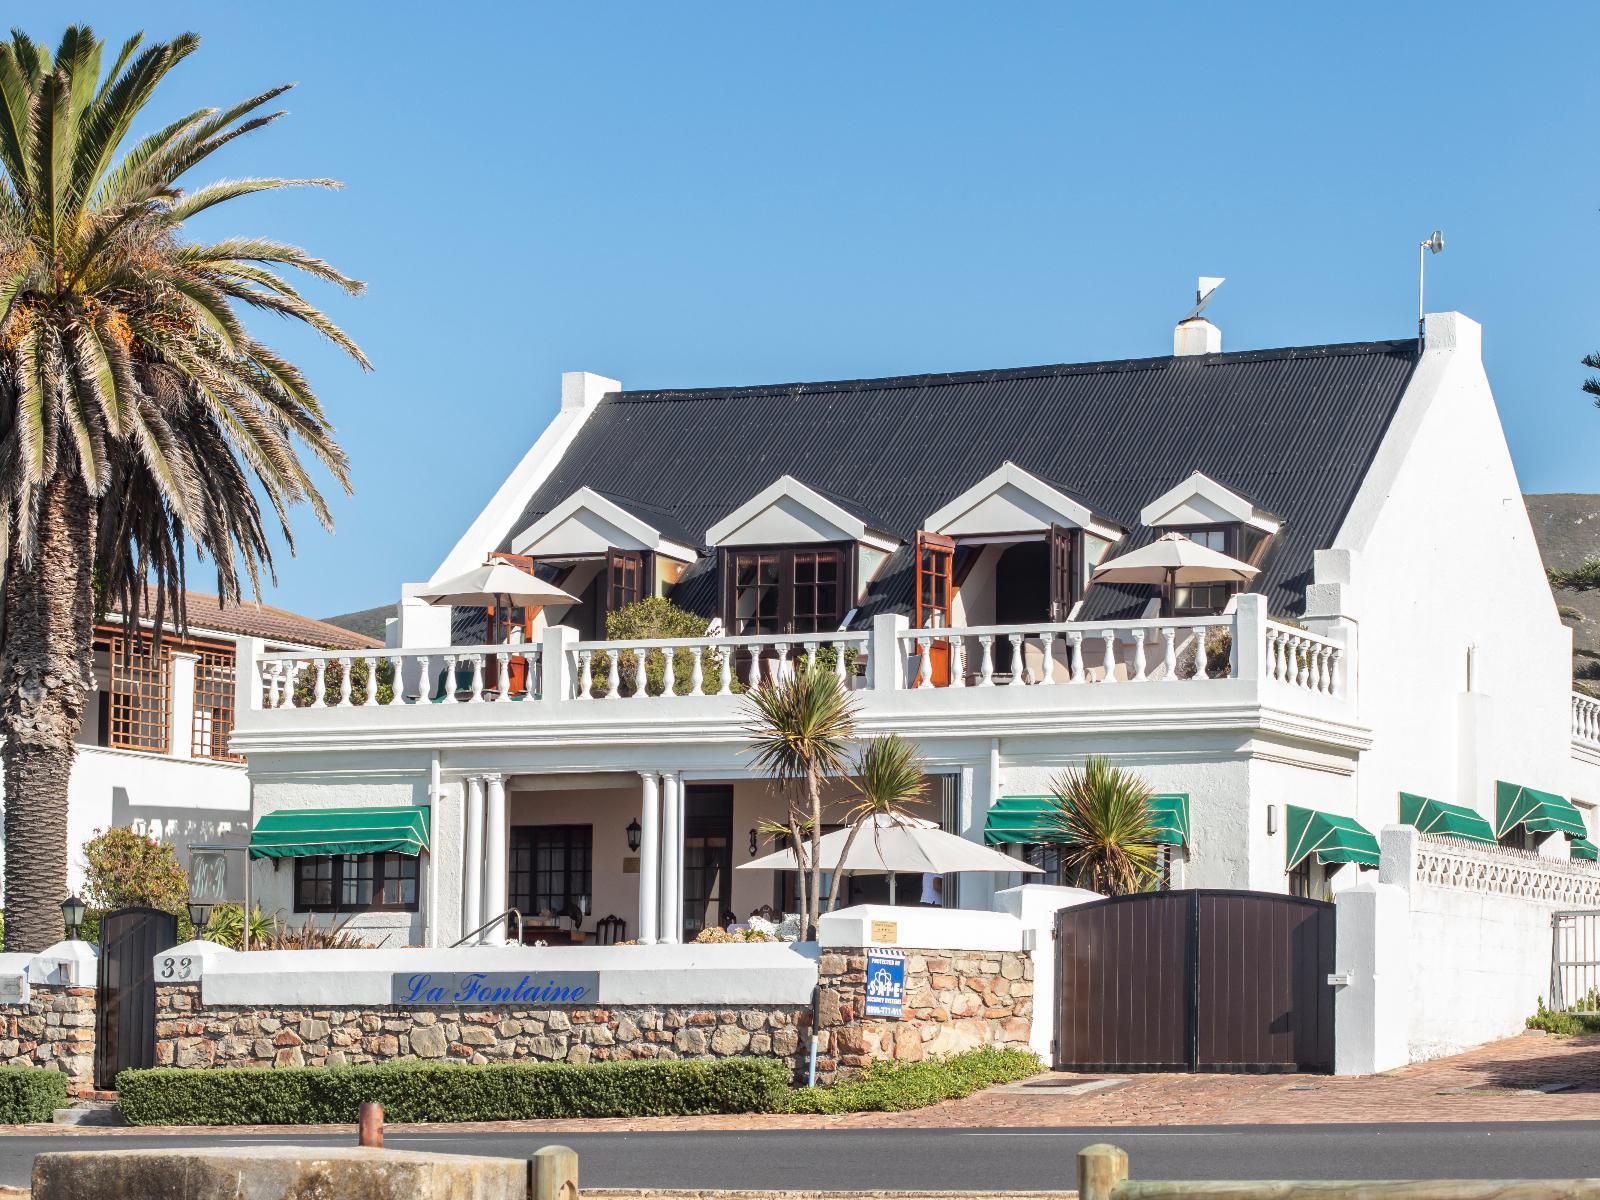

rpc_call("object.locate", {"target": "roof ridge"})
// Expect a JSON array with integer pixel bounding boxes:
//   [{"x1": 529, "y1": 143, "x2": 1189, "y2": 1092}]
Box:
[{"x1": 607, "y1": 338, "x2": 1420, "y2": 404}]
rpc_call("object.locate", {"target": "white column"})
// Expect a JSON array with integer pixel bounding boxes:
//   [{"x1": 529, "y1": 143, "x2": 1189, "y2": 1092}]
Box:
[
  {"x1": 169, "y1": 651, "x2": 199, "y2": 759},
  {"x1": 481, "y1": 773, "x2": 508, "y2": 943},
  {"x1": 462, "y1": 775, "x2": 484, "y2": 945},
  {"x1": 637, "y1": 773, "x2": 661, "y2": 944},
  {"x1": 659, "y1": 772, "x2": 683, "y2": 944}
]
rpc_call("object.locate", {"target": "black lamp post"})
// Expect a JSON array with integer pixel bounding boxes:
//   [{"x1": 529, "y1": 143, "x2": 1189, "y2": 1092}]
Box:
[
  {"x1": 60, "y1": 895, "x2": 85, "y2": 942},
  {"x1": 187, "y1": 901, "x2": 211, "y2": 937},
  {"x1": 626, "y1": 818, "x2": 641, "y2": 853}
]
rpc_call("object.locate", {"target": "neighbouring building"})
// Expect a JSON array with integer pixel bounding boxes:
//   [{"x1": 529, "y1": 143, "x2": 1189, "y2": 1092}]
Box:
[
  {"x1": 224, "y1": 308, "x2": 1600, "y2": 956},
  {"x1": 0, "y1": 592, "x2": 382, "y2": 897}
]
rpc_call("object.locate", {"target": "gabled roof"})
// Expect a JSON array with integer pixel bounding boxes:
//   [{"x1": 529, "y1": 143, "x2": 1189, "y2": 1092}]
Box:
[
  {"x1": 113, "y1": 590, "x2": 384, "y2": 651},
  {"x1": 706, "y1": 475, "x2": 898, "y2": 551},
  {"x1": 1140, "y1": 470, "x2": 1282, "y2": 533},
  {"x1": 504, "y1": 338, "x2": 1420, "y2": 622},
  {"x1": 923, "y1": 461, "x2": 1124, "y2": 541},
  {"x1": 511, "y1": 486, "x2": 698, "y2": 561}
]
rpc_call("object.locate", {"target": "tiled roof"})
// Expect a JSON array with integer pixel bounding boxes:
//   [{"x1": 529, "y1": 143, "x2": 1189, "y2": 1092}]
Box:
[
  {"x1": 505, "y1": 338, "x2": 1421, "y2": 622},
  {"x1": 115, "y1": 590, "x2": 384, "y2": 651}
]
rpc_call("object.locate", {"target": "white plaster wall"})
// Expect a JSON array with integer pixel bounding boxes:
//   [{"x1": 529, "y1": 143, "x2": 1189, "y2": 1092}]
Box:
[
  {"x1": 0, "y1": 747, "x2": 249, "y2": 898},
  {"x1": 1324, "y1": 314, "x2": 1572, "y2": 838},
  {"x1": 1246, "y1": 754, "x2": 1361, "y2": 893},
  {"x1": 992, "y1": 883, "x2": 1105, "y2": 1060}
]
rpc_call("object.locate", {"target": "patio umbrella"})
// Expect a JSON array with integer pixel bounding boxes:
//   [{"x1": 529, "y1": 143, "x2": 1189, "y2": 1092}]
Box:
[
  {"x1": 739, "y1": 813, "x2": 1041, "y2": 903},
  {"x1": 1089, "y1": 531, "x2": 1257, "y2": 615},
  {"x1": 418, "y1": 560, "x2": 580, "y2": 629}
]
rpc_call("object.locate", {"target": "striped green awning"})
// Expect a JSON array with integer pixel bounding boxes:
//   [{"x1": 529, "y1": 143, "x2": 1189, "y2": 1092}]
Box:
[
  {"x1": 1399, "y1": 793, "x2": 1495, "y2": 845},
  {"x1": 1495, "y1": 781, "x2": 1586, "y2": 840},
  {"x1": 1286, "y1": 806, "x2": 1380, "y2": 871},
  {"x1": 249, "y1": 806, "x2": 431, "y2": 860},
  {"x1": 983, "y1": 794, "x2": 1190, "y2": 847},
  {"x1": 1148, "y1": 794, "x2": 1190, "y2": 847},
  {"x1": 983, "y1": 796, "x2": 1054, "y2": 845},
  {"x1": 1573, "y1": 837, "x2": 1599, "y2": 863}
]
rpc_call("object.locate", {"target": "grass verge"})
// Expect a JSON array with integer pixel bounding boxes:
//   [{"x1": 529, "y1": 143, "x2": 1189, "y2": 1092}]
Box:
[{"x1": 783, "y1": 1046, "x2": 1042, "y2": 1114}]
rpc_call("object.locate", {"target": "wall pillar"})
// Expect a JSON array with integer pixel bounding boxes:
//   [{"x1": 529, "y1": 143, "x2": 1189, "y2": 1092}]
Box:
[
  {"x1": 637, "y1": 772, "x2": 661, "y2": 944},
  {"x1": 170, "y1": 651, "x2": 199, "y2": 759},
  {"x1": 481, "y1": 773, "x2": 508, "y2": 943},
  {"x1": 462, "y1": 775, "x2": 484, "y2": 944},
  {"x1": 659, "y1": 772, "x2": 683, "y2": 944}
]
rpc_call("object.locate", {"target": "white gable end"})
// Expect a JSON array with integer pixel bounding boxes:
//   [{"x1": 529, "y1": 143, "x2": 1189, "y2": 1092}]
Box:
[
  {"x1": 714, "y1": 493, "x2": 856, "y2": 547},
  {"x1": 1139, "y1": 470, "x2": 1281, "y2": 533},
  {"x1": 924, "y1": 462, "x2": 1122, "y2": 541},
  {"x1": 515, "y1": 508, "x2": 651, "y2": 556}
]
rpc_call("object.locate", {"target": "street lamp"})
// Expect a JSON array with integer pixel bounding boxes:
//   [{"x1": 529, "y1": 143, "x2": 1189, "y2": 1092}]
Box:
[
  {"x1": 625, "y1": 818, "x2": 641, "y2": 853},
  {"x1": 187, "y1": 901, "x2": 212, "y2": 937},
  {"x1": 60, "y1": 895, "x2": 86, "y2": 942}
]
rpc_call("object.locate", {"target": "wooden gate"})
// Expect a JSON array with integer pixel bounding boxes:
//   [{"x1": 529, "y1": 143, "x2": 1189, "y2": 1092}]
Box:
[
  {"x1": 1054, "y1": 889, "x2": 1335, "y2": 1074},
  {"x1": 95, "y1": 907, "x2": 177, "y2": 1089}
]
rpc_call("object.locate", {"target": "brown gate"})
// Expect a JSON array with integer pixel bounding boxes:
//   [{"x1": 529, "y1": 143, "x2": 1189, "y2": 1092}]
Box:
[
  {"x1": 1054, "y1": 890, "x2": 1335, "y2": 1074},
  {"x1": 95, "y1": 907, "x2": 178, "y2": 1089}
]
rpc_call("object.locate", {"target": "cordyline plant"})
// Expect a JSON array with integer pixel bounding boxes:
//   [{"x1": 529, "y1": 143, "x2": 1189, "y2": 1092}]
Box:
[
  {"x1": 742, "y1": 664, "x2": 858, "y2": 938},
  {"x1": 0, "y1": 28, "x2": 366, "y2": 949},
  {"x1": 1043, "y1": 756, "x2": 1161, "y2": 896},
  {"x1": 825, "y1": 732, "x2": 929, "y2": 913}
]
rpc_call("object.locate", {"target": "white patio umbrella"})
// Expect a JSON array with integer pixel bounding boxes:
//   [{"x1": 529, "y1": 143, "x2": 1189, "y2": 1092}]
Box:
[
  {"x1": 417, "y1": 560, "x2": 580, "y2": 624},
  {"x1": 739, "y1": 813, "x2": 1041, "y2": 903},
  {"x1": 1089, "y1": 531, "x2": 1257, "y2": 615}
]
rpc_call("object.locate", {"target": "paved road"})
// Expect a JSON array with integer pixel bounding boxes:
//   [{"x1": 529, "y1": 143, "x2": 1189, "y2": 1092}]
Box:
[{"x1": 3, "y1": 1124, "x2": 1600, "y2": 1189}]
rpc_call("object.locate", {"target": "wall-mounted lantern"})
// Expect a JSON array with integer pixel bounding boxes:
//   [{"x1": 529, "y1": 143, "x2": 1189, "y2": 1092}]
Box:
[{"x1": 626, "y1": 818, "x2": 642, "y2": 853}]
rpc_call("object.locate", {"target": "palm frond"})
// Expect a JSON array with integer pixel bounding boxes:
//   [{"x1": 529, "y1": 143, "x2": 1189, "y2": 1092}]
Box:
[{"x1": 1043, "y1": 756, "x2": 1161, "y2": 896}]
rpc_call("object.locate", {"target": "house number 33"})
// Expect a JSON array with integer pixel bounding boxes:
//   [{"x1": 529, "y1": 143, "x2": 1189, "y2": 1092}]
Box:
[{"x1": 159, "y1": 956, "x2": 193, "y2": 980}]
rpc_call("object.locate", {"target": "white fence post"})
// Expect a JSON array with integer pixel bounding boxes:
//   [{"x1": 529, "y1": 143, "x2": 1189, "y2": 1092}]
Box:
[
  {"x1": 541, "y1": 625, "x2": 577, "y2": 706},
  {"x1": 234, "y1": 636, "x2": 266, "y2": 715},
  {"x1": 1231, "y1": 593, "x2": 1267, "y2": 680},
  {"x1": 870, "y1": 614, "x2": 908, "y2": 692},
  {"x1": 1333, "y1": 879, "x2": 1411, "y2": 1075}
]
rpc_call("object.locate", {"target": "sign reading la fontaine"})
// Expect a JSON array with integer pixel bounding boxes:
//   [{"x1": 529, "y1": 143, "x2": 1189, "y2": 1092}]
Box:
[{"x1": 394, "y1": 971, "x2": 599, "y2": 1006}]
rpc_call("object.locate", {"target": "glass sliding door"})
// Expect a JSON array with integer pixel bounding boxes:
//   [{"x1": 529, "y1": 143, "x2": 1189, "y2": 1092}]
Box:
[{"x1": 681, "y1": 786, "x2": 733, "y2": 939}]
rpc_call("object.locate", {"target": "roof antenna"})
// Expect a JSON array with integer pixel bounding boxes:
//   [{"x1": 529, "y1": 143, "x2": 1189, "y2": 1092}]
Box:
[
  {"x1": 1183, "y1": 276, "x2": 1225, "y2": 323},
  {"x1": 1417, "y1": 230, "x2": 1444, "y2": 344}
]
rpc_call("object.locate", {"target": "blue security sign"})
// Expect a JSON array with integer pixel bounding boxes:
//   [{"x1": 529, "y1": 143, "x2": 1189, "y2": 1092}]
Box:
[{"x1": 863, "y1": 949, "x2": 906, "y2": 1018}]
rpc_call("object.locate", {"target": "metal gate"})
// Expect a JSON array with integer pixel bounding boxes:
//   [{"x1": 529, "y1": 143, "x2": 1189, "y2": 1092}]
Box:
[
  {"x1": 95, "y1": 907, "x2": 177, "y2": 1089},
  {"x1": 1055, "y1": 889, "x2": 1336, "y2": 1073},
  {"x1": 1550, "y1": 909, "x2": 1600, "y2": 1012}
]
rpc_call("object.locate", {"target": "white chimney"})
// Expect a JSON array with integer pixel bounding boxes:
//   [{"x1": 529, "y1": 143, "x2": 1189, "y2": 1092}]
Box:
[
  {"x1": 1173, "y1": 276, "x2": 1224, "y2": 356},
  {"x1": 1174, "y1": 316, "x2": 1221, "y2": 356}
]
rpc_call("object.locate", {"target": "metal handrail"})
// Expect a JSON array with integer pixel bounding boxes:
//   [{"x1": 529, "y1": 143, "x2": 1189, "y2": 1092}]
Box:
[{"x1": 451, "y1": 907, "x2": 523, "y2": 947}]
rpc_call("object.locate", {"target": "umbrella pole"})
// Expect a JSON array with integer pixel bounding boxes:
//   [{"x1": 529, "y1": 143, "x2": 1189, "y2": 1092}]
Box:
[{"x1": 889, "y1": 873, "x2": 896, "y2": 905}]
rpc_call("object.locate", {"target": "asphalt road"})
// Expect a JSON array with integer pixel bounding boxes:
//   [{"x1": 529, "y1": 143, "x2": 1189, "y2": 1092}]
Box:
[{"x1": 3, "y1": 1124, "x2": 1600, "y2": 1189}]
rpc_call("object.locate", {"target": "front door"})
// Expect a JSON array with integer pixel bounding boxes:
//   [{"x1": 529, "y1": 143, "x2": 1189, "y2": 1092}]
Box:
[
  {"x1": 1049, "y1": 524, "x2": 1075, "y2": 622},
  {"x1": 96, "y1": 907, "x2": 178, "y2": 1088},
  {"x1": 914, "y1": 532, "x2": 956, "y2": 686},
  {"x1": 682, "y1": 786, "x2": 733, "y2": 939}
]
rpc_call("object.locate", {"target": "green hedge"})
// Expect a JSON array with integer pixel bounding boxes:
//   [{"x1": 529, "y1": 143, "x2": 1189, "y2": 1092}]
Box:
[
  {"x1": 117, "y1": 1057, "x2": 789, "y2": 1126},
  {"x1": 784, "y1": 1047, "x2": 1041, "y2": 1114},
  {"x1": 0, "y1": 1067, "x2": 68, "y2": 1123}
]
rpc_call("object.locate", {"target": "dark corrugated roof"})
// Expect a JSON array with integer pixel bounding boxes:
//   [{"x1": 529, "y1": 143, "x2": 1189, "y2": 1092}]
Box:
[{"x1": 504, "y1": 339, "x2": 1420, "y2": 624}]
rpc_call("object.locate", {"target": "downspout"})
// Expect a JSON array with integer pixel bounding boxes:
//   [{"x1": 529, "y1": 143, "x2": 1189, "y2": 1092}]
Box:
[{"x1": 427, "y1": 750, "x2": 441, "y2": 947}]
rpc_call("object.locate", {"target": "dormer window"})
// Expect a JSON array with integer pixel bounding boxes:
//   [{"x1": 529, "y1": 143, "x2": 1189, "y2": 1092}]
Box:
[
  {"x1": 1140, "y1": 471, "x2": 1279, "y2": 616},
  {"x1": 706, "y1": 476, "x2": 896, "y2": 637}
]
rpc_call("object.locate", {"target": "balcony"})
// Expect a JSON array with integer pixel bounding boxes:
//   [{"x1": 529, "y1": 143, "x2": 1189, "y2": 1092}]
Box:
[{"x1": 229, "y1": 595, "x2": 1365, "y2": 757}]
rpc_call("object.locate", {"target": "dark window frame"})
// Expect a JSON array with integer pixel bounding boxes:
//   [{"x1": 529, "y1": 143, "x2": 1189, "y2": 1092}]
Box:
[
  {"x1": 293, "y1": 853, "x2": 419, "y2": 913},
  {"x1": 719, "y1": 542, "x2": 855, "y2": 637},
  {"x1": 509, "y1": 824, "x2": 594, "y2": 917},
  {"x1": 1168, "y1": 522, "x2": 1274, "y2": 617}
]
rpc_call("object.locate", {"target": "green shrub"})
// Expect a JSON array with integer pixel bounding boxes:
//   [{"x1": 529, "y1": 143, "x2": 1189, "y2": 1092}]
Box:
[
  {"x1": 295, "y1": 656, "x2": 394, "y2": 707},
  {"x1": 784, "y1": 1046, "x2": 1040, "y2": 1113},
  {"x1": 1528, "y1": 997, "x2": 1600, "y2": 1036},
  {"x1": 117, "y1": 1056, "x2": 789, "y2": 1126},
  {"x1": 82, "y1": 828, "x2": 188, "y2": 914},
  {"x1": 0, "y1": 1067, "x2": 68, "y2": 1123}
]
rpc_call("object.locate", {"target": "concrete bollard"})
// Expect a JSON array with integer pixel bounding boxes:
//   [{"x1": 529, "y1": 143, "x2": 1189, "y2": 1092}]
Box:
[
  {"x1": 358, "y1": 1101, "x2": 384, "y2": 1148},
  {"x1": 1077, "y1": 1143, "x2": 1128, "y2": 1200},
  {"x1": 531, "y1": 1145, "x2": 579, "y2": 1200}
]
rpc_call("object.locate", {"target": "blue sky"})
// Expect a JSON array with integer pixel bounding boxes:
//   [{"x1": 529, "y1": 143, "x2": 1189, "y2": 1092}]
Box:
[{"x1": 16, "y1": 3, "x2": 1600, "y2": 618}]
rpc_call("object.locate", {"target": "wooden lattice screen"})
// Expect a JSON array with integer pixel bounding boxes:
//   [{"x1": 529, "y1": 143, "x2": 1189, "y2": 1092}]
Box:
[
  {"x1": 108, "y1": 634, "x2": 171, "y2": 753},
  {"x1": 191, "y1": 644, "x2": 240, "y2": 761}
]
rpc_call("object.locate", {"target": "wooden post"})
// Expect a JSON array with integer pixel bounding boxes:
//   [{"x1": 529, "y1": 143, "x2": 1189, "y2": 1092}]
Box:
[
  {"x1": 1077, "y1": 1144, "x2": 1127, "y2": 1200},
  {"x1": 531, "y1": 1145, "x2": 579, "y2": 1200},
  {"x1": 357, "y1": 1101, "x2": 384, "y2": 1148}
]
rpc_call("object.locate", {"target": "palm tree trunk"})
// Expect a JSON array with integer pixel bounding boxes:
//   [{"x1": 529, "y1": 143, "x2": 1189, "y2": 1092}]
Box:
[
  {"x1": 806, "y1": 770, "x2": 823, "y2": 939},
  {"x1": 1, "y1": 475, "x2": 97, "y2": 951},
  {"x1": 787, "y1": 813, "x2": 808, "y2": 935},
  {"x1": 826, "y1": 824, "x2": 864, "y2": 913}
]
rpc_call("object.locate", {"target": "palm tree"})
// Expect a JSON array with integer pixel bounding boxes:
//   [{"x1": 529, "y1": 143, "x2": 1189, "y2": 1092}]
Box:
[
  {"x1": 1044, "y1": 756, "x2": 1160, "y2": 895},
  {"x1": 742, "y1": 665, "x2": 858, "y2": 938},
  {"x1": 825, "y1": 733, "x2": 928, "y2": 913},
  {"x1": 0, "y1": 28, "x2": 366, "y2": 949}
]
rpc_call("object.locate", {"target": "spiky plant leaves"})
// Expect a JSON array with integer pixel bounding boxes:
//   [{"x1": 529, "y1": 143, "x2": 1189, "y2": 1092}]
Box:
[
  {"x1": 825, "y1": 733, "x2": 929, "y2": 912},
  {"x1": 1043, "y1": 756, "x2": 1161, "y2": 896}
]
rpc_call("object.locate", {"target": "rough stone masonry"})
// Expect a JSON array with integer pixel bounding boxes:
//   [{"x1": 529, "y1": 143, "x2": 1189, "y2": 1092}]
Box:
[
  {"x1": 3, "y1": 984, "x2": 96, "y2": 1095},
  {"x1": 153, "y1": 946, "x2": 1033, "y2": 1084}
]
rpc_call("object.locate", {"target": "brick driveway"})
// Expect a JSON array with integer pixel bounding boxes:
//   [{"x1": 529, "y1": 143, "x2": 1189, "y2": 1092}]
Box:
[{"x1": 24, "y1": 1032, "x2": 1600, "y2": 1135}]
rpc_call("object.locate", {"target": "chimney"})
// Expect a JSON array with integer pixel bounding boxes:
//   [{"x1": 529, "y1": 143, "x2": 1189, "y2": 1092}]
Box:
[{"x1": 1173, "y1": 276, "x2": 1224, "y2": 356}]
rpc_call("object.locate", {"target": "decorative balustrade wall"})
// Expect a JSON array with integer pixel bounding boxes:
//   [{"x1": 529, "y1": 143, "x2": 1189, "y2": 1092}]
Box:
[
  {"x1": 1412, "y1": 833, "x2": 1600, "y2": 907},
  {"x1": 1573, "y1": 692, "x2": 1600, "y2": 749}
]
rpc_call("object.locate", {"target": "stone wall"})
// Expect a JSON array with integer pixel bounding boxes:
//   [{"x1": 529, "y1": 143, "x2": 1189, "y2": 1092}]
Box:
[
  {"x1": 3, "y1": 984, "x2": 96, "y2": 1095},
  {"x1": 815, "y1": 948, "x2": 1033, "y2": 1077},
  {"x1": 156, "y1": 985, "x2": 807, "y2": 1072}
]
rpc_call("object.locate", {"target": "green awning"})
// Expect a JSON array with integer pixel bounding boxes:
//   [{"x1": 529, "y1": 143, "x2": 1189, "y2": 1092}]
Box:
[
  {"x1": 1495, "y1": 781, "x2": 1586, "y2": 840},
  {"x1": 1286, "y1": 806, "x2": 1380, "y2": 871},
  {"x1": 249, "y1": 806, "x2": 431, "y2": 860},
  {"x1": 1398, "y1": 793, "x2": 1495, "y2": 845},
  {"x1": 983, "y1": 796, "x2": 1054, "y2": 845},
  {"x1": 1573, "y1": 837, "x2": 1599, "y2": 863},
  {"x1": 1148, "y1": 794, "x2": 1190, "y2": 847},
  {"x1": 983, "y1": 793, "x2": 1190, "y2": 847}
]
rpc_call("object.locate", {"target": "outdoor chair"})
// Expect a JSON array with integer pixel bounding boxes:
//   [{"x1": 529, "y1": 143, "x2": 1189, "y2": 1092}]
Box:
[{"x1": 593, "y1": 914, "x2": 626, "y2": 945}]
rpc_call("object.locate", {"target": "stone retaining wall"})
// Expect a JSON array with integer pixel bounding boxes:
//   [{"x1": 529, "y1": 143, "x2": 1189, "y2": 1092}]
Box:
[
  {"x1": 154, "y1": 946, "x2": 1035, "y2": 1085},
  {"x1": 815, "y1": 949, "x2": 1033, "y2": 1076},
  {"x1": 3, "y1": 984, "x2": 96, "y2": 1095}
]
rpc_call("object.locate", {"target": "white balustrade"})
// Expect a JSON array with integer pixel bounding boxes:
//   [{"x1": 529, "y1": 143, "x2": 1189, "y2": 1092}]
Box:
[
  {"x1": 1262, "y1": 623, "x2": 1342, "y2": 698},
  {"x1": 1574, "y1": 693, "x2": 1600, "y2": 748}
]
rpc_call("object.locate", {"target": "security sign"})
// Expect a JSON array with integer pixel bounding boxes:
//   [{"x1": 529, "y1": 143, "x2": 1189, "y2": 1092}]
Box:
[{"x1": 863, "y1": 948, "x2": 906, "y2": 1018}]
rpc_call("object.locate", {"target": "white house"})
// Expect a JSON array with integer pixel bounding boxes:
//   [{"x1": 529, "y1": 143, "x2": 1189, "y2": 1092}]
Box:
[
  {"x1": 225, "y1": 309, "x2": 1600, "y2": 960},
  {"x1": 0, "y1": 592, "x2": 381, "y2": 898}
]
